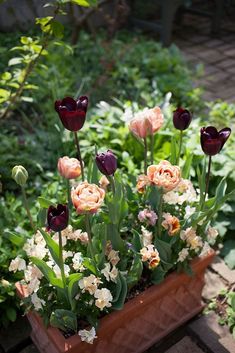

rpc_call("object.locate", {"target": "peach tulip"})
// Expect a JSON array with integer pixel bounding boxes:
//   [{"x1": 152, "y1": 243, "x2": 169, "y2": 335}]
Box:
[
  {"x1": 71, "y1": 182, "x2": 105, "y2": 214},
  {"x1": 58, "y1": 156, "x2": 81, "y2": 179},
  {"x1": 147, "y1": 160, "x2": 181, "y2": 192},
  {"x1": 129, "y1": 107, "x2": 164, "y2": 139}
]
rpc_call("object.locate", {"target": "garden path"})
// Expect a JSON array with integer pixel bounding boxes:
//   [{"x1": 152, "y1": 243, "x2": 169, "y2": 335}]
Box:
[{"x1": 173, "y1": 12, "x2": 235, "y2": 104}]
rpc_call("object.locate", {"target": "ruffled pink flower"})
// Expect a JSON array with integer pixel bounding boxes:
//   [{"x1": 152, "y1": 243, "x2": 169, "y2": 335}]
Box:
[
  {"x1": 138, "y1": 209, "x2": 158, "y2": 226},
  {"x1": 147, "y1": 160, "x2": 181, "y2": 192},
  {"x1": 129, "y1": 107, "x2": 164, "y2": 139},
  {"x1": 58, "y1": 156, "x2": 81, "y2": 179},
  {"x1": 71, "y1": 182, "x2": 105, "y2": 214}
]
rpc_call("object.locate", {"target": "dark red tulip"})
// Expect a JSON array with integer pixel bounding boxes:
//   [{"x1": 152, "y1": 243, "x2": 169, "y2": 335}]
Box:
[
  {"x1": 47, "y1": 204, "x2": 69, "y2": 232},
  {"x1": 95, "y1": 150, "x2": 117, "y2": 176},
  {"x1": 55, "y1": 96, "x2": 88, "y2": 131},
  {"x1": 200, "y1": 126, "x2": 231, "y2": 156},
  {"x1": 173, "y1": 107, "x2": 192, "y2": 130}
]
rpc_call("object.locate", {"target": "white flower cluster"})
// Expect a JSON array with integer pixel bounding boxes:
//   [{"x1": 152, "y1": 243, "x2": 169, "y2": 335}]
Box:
[
  {"x1": 140, "y1": 244, "x2": 160, "y2": 269},
  {"x1": 164, "y1": 179, "x2": 197, "y2": 205}
]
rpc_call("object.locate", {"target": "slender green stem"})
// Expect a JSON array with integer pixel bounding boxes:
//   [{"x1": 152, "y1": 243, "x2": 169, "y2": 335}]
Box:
[
  {"x1": 58, "y1": 231, "x2": 67, "y2": 289},
  {"x1": 74, "y1": 132, "x2": 85, "y2": 181},
  {"x1": 21, "y1": 187, "x2": 35, "y2": 231},
  {"x1": 66, "y1": 179, "x2": 72, "y2": 212},
  {"x1": 177, "y1": 130, "x2": 183, "y2": 165},
  {"x1": 107, "y1": 175, "x2": 116, "y2": 195},
  {"x1": 143, "y1": 137, "x2": 148, "y2": 175},
  {"x1": 157, "y1": 189, "x2": 164, "y2": 237},
  {"x1": 85, "y1": 214, "x2": 98, "y2": 272},
  {"x1": 204, "y1": 155, "x2": 212, "y2": 205},
  {"x1": 150, "y1": 134, "x2": 154, "y2": 165}
]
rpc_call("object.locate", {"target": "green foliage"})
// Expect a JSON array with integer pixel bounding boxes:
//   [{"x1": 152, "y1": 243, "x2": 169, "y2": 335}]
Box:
[{"x1": 50, "y1": 309, "x2": 77, "y2": 332}]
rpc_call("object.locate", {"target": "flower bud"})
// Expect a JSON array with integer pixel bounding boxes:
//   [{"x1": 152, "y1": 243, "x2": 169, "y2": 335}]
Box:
[
  {"x1": 173, "y1": 107, "x2": 192, "y2": 131},
  {"x1": 12, "y1": 165, "x2": 28, "y2": 186},
  {"x1": 47, "y1": 204, "x2": 69, "y2": 232},
  {"x1": 95, "y1": 150, "x2": 117, "y2": 176}
]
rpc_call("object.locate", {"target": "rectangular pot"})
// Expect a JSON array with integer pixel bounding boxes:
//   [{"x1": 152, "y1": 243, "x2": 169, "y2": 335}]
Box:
[{"x1": 16, "y1": 251, "x2": 214, "y2": 353}]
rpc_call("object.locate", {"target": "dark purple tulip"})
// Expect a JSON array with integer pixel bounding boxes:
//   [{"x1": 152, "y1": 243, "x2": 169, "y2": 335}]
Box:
[
  {"x1": 200, "y1": 126, "x2": 231, "y2": 156},
  {"x1": 55, "y1": 96, "x2": 88, "y2": 132},
  {"x1": 47, "y1": 204, "x2": 69, "y2": 232},
  {"x1": 95, "y1": 150, "x2": 117, "y2": 176},
  {"x1": 173, "y1": 107, "x2": 192, "y2": 131}
]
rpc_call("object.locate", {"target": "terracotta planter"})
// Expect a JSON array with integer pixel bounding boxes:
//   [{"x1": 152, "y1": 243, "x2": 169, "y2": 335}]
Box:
[{"x1": 16, "y1": 251, "x2": 214, "y2": 353}]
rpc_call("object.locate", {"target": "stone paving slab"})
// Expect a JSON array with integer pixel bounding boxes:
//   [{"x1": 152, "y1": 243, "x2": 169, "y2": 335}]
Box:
[
  {"x1": 210, "y1": 256, "x2": 235, "y2": 284},
  {"x1": 188, "y1": 312, "x2": 235, "y2": 353},
  {"x1": 202, "y1": 270, "x2": 227, "y2": 300},
  {"x1": 165, "y1": 336, "x2": 204, "y2": 353}
]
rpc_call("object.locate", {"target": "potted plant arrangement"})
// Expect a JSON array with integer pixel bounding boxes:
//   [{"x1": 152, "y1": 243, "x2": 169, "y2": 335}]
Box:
[{"x1": 10, "y1": 96, "x2": 233, "y2": 353}]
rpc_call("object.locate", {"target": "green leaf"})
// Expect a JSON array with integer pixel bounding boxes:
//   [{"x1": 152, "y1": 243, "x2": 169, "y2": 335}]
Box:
[
  {"x1": 131, "y1": 229, "x2": 142, "y2": 252},
  {"x1": 215, "y1": 177, "x2": 227, "y2": 201},
  {"x1": 127, "y1": 254, "x2": 143, "y2": 288},
  {"x1": 39, "y1": 228, "x2": 60, "y2": 267},
  {"x1": 151, "y1": 265, "x2": 166, "y2": 284},
  {"x1": 148, "y1": 185, "x2": 161, "y2": 211},
  {"x1": 105, "y1": 223, "x2": 124, "y2": 253},
  {"x1": 83, "y1": 258, "x2": 97, "y2": 275},
  {"x1": 112, "y1": 273, "x2": 127, "y2": 310},
  {"x1": 8, "y1": 57, "x2": 22, "y2": 66},
  {"x1": 6, "y1": 307, "x2": 17, "y2": 322},
  {"x1": 154, "y1": 238, "x2": 172, "y2": 263},
  {"x1": 182, "y1": 153, "x2": 193, "y2": 179},
  {"x1": 50, "y1": 309, "x2": 77, "y2": 332},
  {"x1": 71, "y1": 0, "x2": 91, "y2": 6},
  {"x1": 68, "y1": 273, "x2": 83, "y2": 310},
  {"x1": 30, "y1": 257, "x2": 64, "y2": 288},
  {"x1": 51, "y1": 21, "x2": 64, "y2": 39},
  {"x1": 0, "y1": 88, "x2": 10, "y2": 100},
  {"x1": 220, "y1": 240, "x2": 235, "y2": 269},
  {"x1": 4, "y1": 231, "x2": 25, "y2": 246},
  {"x1": 38, "y1": 197, "x2": 56, "y2": 208}
]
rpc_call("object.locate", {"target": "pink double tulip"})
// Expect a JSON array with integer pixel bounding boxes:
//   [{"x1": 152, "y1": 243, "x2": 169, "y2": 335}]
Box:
[
  {"x1": 71, "y1": 182, "x2": 105, "y2": 214},
  {"x1": 129, "y1": 107, "x2": 164, "y2": 139},
  {"x1": 58, "y1": 156, "x2": 81, "y2": 179}
]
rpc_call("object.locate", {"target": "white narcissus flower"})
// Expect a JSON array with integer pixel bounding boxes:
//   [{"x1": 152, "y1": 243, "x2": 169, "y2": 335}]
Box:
[
  {"x1": 23, "y1": 239, "x2": 48, "y2": 260},
  {"x1": 108, "y1": 249, "x2": 120, "y2": 266},
  {"x1": 78, "y1": 275, "x2": 102, "y2": 295},
  {"x1": 199, "y1": 242, "x2": 211, "y2": 258},
  {"x1": 101, "y1": 263, "x2": 118, "y2": 283},
  {"x1": 177, "y1": 248, "x2": 189, "y2": 262},
  {"x1": 53, "y1": 264, "x2": 70, "y2": 278},
  {"x1": 141, "y1": 226, "x2": 153, "y2": 246},
  {"x1": 94, "y1": 288, "x2": 113, "y2": 310},
  {"x1": 180, "y1": 227, "x2": 203, "y2": 250},
  {"x1": 72, "y1": 252, "x2": 83, "y2": 271},
  {"x1": 78, "y1": 327, "x2": 97, "y2": 344},
  {"x1": 27, "y1": 278, "x2": 41, "y2": 295},
  {"x1": 163, "y1": 179, "x2": 197, "y2": 205},
  {"x1": 24, "y1": 265, "x2": 43, "y2": 282},
  {"x1": 9, "y1": 257, "x2": 26, "y2": 273},
  {"x1": 63, "y1": 250, "x2": 73, "y2": 260},
  {"x1": 184, "y1": 206, "x2": 196, "y2": 219},
  {"x1": 207, "y1": 226, "x2": 219, "y2": 242},
  {"x1": 52, "y1": 232, "x2": 67, "y2": 246},
  {"x1": 140, "y1": 244, "x2": 160, "y2": 269},
  {"x1": 31, "y1": 292, "x2": 45, "y2": 311}
]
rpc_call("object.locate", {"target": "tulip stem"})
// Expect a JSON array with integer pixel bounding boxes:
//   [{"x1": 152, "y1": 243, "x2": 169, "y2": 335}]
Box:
[
  {"x1": 107, "y1": 175, "x2": 116, "y2": 195},
  {"x1": 150, "y1": 134, "x2": 154, "y2": 164},
  {"x1": 58, "y1": 231, "x2": 67, "y2": 290},
  {"x1": 157, "y1": 188, "x2": 164, "y2": 238},
  {"x1": 177, "y1": 130, "x2": 183, "y2": 165},
  {"x1": 85, "y1": 214, "x2": 98, "y2": 273},
  {"x1": 144, "y1": 137, "x2": 148, "y2": 175},
  {"x1": 66, "y1": 179, "x2": 72, "y2": 214},
  {"x1": 74, "y1": 132, "x2": 85, "y2": 181},
  {"x1": 21, "y1": 187, "x2": 35, "y2": 231},
  {"x1": 204, "y1": 155, "x2": 212, "y2": 204}
]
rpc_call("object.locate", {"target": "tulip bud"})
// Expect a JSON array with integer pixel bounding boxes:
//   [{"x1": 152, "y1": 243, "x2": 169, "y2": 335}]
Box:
[
  {"x1": 200, "y1": 126, "x2": 231, "y2": 156},
  {"x1": 47, "y1": 204, "x2": 69, "y2": 232},
  {"x1": 95, "y1": 150, "x2": 117, "y2": 176},
  {"x1": 12, "y1": 165, "x2": 28, "y2": 186},
  {"x1": 173, "y1": 107, "x2": 192, "y2": 131},
  {"x1": 55, "y1": 96, "x2": 88, "y2": 132}
]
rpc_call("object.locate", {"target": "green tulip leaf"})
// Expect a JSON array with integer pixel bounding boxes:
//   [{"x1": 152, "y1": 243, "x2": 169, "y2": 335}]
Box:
[{"x1": 30, "y1": 257, "x2": 64, "y2": 288}]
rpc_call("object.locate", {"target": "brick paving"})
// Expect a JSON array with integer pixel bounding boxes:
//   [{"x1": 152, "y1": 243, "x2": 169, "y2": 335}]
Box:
[{"x1": 173, "y1": 11, "x2": 235, "y2": 104}]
